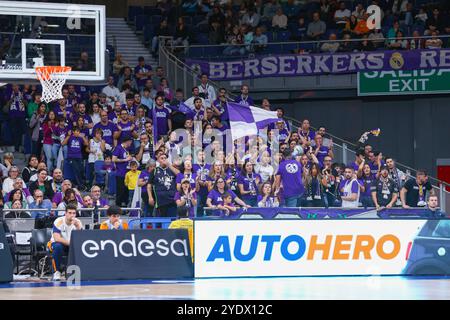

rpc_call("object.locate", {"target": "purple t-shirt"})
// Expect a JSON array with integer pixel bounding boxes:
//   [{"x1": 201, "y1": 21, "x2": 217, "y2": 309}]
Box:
[
  {"x1": 339, "y1": 179, "x2": 360, "y2": 197},
  {"x1": 53, "y1": 105, "x2": 73, "y2": 120},
  {"x1": 134, "y1": 64, "x2": 152, "y2": 87},
  {"x1": 237, "y1": 173, "x2": 261, "y2": 201},
  {"x1": 93, "y1": 121, "x2": 117, "y2": 146},
  {"x1": 349, "y1": 161, "x2": 360, "y2": 172},
  {"x1": 192, "y1": 108, "x2": 205, "y2": 121},
  {"x1": 268, "y1": 119, "x2": 291, "y2": 132},
  {"x1": 276, "y1": 159, "x2": 304, "y2": 198},
  {"x1": 174, "y1": 191, "x2": 197, "y2": 217},
  {"x1": 53, "y1": 126, "x2": 69, "y2": 145},
  {"x1": 139, "y1": 170, "x2": 151, "y2": 193},
  {"x1": 299, "y1": 129, "x2": 316, "y2": 142},
  {"x1": 92, "y1": 197, "x2": 109, "y2": 207},
  {"x1": 71, "y1": 113, "x2": 93, "y2": 127},
  {"x1": 278, "y1": 128, "x2": 290, "y2": 141},
  {"x1": 212, "y1": 99, "x2": 229, "y2": 122},
  {"x1": 67, "y1": 136, "x2": 84, "y2": 159},
  {"x1": 117, "y1": 120, "x2": 134, "y2": 141},
  {"x1": 193, "y1": 164, "x2": 211, "y2": 195},
  {"x1": 153, "y1": 106, "x2": 171, "y2": 137},
  {"x1": 8, "y1": 92, "x2": 26, "y2": 118},
  {"x1": 52, "y1": 192, "x2": 83, "y2": 205},
  {"x1": 112, "y1": 143, "x2": 130, "y2": 177},
  {"x1": 257, "y1": 195, "x2": 278, "y2": 207},
  {"x1": 234, "y1": 95, "x2": 254, "y2": 107},
  {"x1": 369, "y1": 160, "x2": 386, "y2": 175},
  {"x1": 176, "y1": 172, "x2": 198, "y2": 190},
  {"x1": 124, "y1": 104, "x2": 137, "y2": 117},
  {"x1": 207, "y1": 189, "x2": 237, "y2": 206},
  {"x1": 359, "y1": 175, "x2": 375, "y2": 197},
  {"x1": 316, "y1": 146, "x2": 329, "y2": 167}
]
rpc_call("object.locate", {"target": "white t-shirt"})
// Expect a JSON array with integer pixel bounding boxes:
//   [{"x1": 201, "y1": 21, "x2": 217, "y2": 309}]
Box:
[
  {"x1": 341, "y1": 178, "x2": 360, "y2": 208},
  {"x1": 89, "y1": 139, "x2": 105, "y2": 163},
  {"x1": 51, "y1": 216, "x2": 83, "y2": 243}
]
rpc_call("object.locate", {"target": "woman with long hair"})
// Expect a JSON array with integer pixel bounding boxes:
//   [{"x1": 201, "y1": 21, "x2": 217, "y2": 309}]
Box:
[
  {"x1": 174, "y1": 179, "x2": 198, "y2": 217},
  {"x1": 176, "y1": 159, "x2": 198, "y2": 192},
  {"x1": 90, "y1": 103, "x2": 101, "y2": 127},
  {"x1": 21, "y1": 155, "x2": 39, "y2": 184},
  {"x1": 357, "y1": 162, "x2": 376, "y2": 208},
  {"x1": 56, "y1": 188, "x2": 82, "y2": 216},
  {"x1": 207, "y1": 161, "x2": 226, "y2": 191},
  {"x1": 303, "y1": 163, "x2": 327, "y2": 207},
  {"x1": 42, "y1": 109, "x2": 57, "y2": 171},
  {"x1": 29, "y1": 102, "x2": 47, "y2": 159},
  {"x1": 4, "y1": 189, "x2": 29, "y2": 218},
  {"x1": 238, "y1": 161, "x2": 261, "y2": 207},
  {"x1": 157, "y1": 78, "x2": 174, "y2": 102}
]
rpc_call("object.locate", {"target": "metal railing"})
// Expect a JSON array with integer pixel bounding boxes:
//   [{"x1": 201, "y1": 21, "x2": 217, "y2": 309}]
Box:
[
  {"x1": 2, "y1": 207, "x2": 143, "y2": 223},
  {"x1": 158, "y1": 36, "x2": 450, "y2": 212}
]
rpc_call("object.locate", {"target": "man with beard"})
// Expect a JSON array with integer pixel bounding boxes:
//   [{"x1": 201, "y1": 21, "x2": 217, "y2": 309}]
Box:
[
  {"x1": 371, "y1": 165, "x2": 399, "y2": 210},
  {"x1": 339, "y1": 167, "x2": 360, "y2": 208},
  {"x1": 148, "y1": 150, "x2": 180, "y2": 217}
]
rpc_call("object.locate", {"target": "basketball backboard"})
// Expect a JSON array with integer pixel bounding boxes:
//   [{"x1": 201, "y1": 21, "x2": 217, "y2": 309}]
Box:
[{"x1": 0, "y1": 1, "x2": 106, "y2": 84}]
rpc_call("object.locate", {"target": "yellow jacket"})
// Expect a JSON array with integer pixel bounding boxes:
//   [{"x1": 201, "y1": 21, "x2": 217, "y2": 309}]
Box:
[
  {"x1": 124, "y1": 170, "x2": 141, "y2": 190},
  {"x1": 169, "y1": 218, "x2": 194, "y2": 261}
]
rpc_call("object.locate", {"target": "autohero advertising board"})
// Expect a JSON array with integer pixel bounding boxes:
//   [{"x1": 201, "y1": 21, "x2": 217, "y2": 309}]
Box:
[
  {"x1": 68, "y1": 229, "x2": 193, "y2": 280},
  {"x1": 194, "y1": 219, "x2": 450, "y2": 277}
]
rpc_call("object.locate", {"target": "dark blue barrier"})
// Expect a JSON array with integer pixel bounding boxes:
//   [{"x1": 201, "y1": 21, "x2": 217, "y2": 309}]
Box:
[
  {"x1": 203, "y1": 207, "x2": 442, "y2": 219},
  {"x1": 0, "y1": 223, "x2": 13, "y2": 283}
]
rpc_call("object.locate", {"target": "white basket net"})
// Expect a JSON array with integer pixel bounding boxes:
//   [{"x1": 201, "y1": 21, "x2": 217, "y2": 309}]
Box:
[{"x1": 35, "y1": 66, "x2": 71, "y2": 103}]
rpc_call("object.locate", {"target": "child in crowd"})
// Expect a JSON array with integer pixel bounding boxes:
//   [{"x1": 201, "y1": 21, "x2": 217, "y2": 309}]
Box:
[
  {"x1": 217, "y1": 192, "x2": 237, "y2": 216},
  {"x1": 124, "y1": 160, "x2": 141, "y2": 206}
]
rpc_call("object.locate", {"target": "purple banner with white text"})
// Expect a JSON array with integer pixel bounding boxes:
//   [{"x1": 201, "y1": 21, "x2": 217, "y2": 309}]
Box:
[{"x1": 186, "y1": 49, "x2": 450, "y2": 80}]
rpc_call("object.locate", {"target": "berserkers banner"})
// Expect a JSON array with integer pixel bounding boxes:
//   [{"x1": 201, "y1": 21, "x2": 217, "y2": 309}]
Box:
[{"x1": 186, "y1": 49, "x2": 450, "y2": 80}]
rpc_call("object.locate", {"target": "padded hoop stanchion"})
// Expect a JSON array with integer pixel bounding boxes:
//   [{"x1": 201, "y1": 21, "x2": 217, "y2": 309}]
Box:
[{"x1": 35, "y1": 66, "x2": 71, "y2": 103}]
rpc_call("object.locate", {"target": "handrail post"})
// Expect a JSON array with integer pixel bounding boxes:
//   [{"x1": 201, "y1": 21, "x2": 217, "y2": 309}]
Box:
[
  {"x1": 342, "y1": 143, "x2": 348, "y2": 166},
  {"x1": 183, "y1": 65, "x2": 187, "y2": 95},
  {"x1": 440, "y1": 184, "x2": 446, "y2": 213}
]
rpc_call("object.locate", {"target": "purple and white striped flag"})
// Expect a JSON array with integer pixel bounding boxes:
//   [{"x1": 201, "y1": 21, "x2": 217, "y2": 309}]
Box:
[{"x1": 227, "y1": 102, "x2": 279, "y2": 141}]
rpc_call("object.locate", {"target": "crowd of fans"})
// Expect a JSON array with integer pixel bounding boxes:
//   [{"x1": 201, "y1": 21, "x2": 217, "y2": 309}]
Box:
[
  {"x1": 0, "y1": 56, "x2": 443, "y2": 222},
  {"x1": 140, "y1": 0, "x2": 450, "y2": 56}
]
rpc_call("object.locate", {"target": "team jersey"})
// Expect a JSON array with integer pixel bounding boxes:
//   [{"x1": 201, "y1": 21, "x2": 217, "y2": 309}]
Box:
[{"x1": 50, "y1": 217, "x2": 83, "y2": 243}]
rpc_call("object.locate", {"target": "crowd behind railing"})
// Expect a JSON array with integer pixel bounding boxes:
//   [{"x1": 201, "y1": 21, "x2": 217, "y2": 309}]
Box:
[{"x1": 131, "y1": 0, "x2": 450, "y2": 59}]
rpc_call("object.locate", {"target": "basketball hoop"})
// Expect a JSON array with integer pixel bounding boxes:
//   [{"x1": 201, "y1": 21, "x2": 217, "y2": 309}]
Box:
[{"x1": 35, "y1": 66, "x2": 71, "y2": 103}]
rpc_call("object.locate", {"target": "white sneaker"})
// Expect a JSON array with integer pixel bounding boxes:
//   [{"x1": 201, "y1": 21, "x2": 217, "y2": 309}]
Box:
[{"x1": 52, "y1": 271, "x2": 61, "y2": 281}]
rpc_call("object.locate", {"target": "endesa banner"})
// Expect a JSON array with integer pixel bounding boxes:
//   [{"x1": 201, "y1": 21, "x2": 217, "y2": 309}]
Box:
[
  {"x1": 0, "y1": 223, "x2": 13, "y2": 283},
  {"x1": 194, "y1": 219, "x2": 447, "y2": 278},
  {"x1": 68, "y1": 229, "x2": 194, "y2": 281}
]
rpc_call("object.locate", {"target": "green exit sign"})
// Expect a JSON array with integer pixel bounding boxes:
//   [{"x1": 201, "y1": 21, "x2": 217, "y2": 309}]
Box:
[{"x1": 357, "y1": 69, "x2": 450, "y2": 96}]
